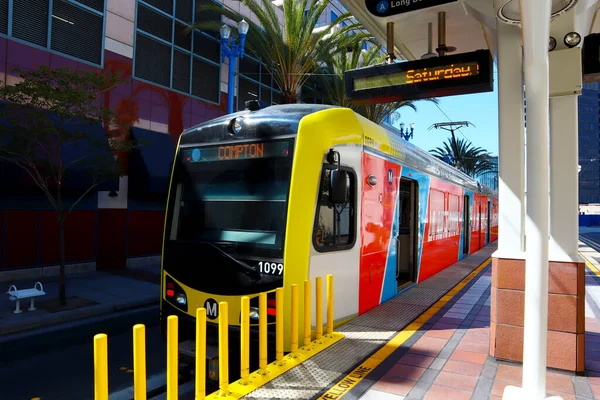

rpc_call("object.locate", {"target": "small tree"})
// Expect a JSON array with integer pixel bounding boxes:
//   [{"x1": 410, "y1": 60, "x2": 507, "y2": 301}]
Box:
[
  {"x1": 193, "y1": 0, "x2": 361, "y2": 104},
  {"x1": 0, "y1": 65, "x2": 134, "y2": 306},
  {"x1": 430, "y1": 135, "x2": 497, "y2": 177}
]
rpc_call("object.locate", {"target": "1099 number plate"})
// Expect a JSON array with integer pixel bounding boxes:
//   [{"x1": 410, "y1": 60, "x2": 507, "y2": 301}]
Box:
[{"x1": 258, "y1": 261, "x2": 283, "y2": 275}]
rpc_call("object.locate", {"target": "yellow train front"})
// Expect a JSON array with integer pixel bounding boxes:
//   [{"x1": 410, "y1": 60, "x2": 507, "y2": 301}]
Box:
[{"x1": 159, "y1": 103, "x2": 498, "y2": 382}]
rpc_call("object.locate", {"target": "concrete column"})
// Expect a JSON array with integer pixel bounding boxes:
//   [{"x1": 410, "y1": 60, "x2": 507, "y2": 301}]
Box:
[
  {"x1": 495, "y1": 22, "x2": 525, "y2": 258},
  {"x1": 503, "y1": 0, "x2": 555, "y2": 398},
  {"x1": 549, "y1": 95, "x2": 579, "y2": 261},
  {"x1": 549, "y1": 10, "x2": 581, "y2": 262}
]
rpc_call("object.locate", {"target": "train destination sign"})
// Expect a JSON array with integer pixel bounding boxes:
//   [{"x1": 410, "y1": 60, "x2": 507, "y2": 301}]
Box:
[
  {"x1": 345, "y1": 49, "x2": 493, "y2": 105},
  {"x1": 182, "y1": 141, "x2": 290, "y2": 163},
  {"x1": 366, "y1": 0, "x2": 456, "y2": 18}
]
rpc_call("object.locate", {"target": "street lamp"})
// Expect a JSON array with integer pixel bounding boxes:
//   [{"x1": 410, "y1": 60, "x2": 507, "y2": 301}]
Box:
[
  {"x1": 220, "y1": 19, "x2": 250, "y2": 114},
  {"x1": 399, "y1": 122, "x2": 414, "y2": 141}
]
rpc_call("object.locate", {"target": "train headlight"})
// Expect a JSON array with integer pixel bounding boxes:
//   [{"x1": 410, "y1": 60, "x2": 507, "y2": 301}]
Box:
[
  {"x1": 249, "y1": 307, "x2": 259, "y2": 320},
  {"x1": 176, "y1": 293, "x2": 187, "y2": 305},
  {"x1": 229, "y1": 117, "x2": 243, "y2": 135},
  {"x1": 165, "y1": 276, "x2": 188, "y2": 312}
]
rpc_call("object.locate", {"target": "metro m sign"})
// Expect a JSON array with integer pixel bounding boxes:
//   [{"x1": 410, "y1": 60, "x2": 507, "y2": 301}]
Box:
[{"x1": 344, "y1": 49, "x2": 494, "y2": 105}]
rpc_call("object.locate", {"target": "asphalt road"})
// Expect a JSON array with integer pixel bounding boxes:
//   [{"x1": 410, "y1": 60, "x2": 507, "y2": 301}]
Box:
[{"x1": 0, "y1": 305, "x2": 166, "y2": 400}]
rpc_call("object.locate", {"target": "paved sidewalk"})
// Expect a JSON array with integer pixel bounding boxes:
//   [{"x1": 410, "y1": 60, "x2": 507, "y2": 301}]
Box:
[
  {"x1": 0, "y1": 264, "x2": 160, "y2": 337},
  {"x1": 357, "y1": 248, "x2": 600, "y2": 400}
]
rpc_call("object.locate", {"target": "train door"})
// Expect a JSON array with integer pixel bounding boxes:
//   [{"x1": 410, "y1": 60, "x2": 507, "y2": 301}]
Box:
[
  {"x1": 477, "y1": 202, "x2": 482, "y2": 250},
  {"x1": 486, "y1": 200, "x2": 491, "y2": 243},
  {"x1": 397, "y1": 178, "x2": 418, "y2": 286},
  {"x1": 463, "y1": 195, "x2": 470, "y2": 256}
]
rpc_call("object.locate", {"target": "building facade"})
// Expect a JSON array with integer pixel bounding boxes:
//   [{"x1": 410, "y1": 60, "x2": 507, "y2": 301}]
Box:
[
  {"x1": 476, "y1": 155, "x2": 498, "y2": 191},
  {"x1": 578, "y1": 81, "x2": 600, "y2": 204},
  {"x1": 0, "y1": 0, "x2": 285, "y2": 278}
]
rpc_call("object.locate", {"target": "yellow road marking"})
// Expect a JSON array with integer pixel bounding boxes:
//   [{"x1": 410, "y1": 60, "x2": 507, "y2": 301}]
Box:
[
  {"x1": 317, "y1": 257, "x2": 492, "y2": 400},
  {"x1": 578, "y1": 251, "x2": 600, "y2": 278}
]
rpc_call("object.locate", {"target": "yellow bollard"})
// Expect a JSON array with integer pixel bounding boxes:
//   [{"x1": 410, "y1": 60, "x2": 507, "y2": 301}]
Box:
[
  {"x1": 315, "y1": 277, "x2": 323, "y2": 340},
  {"x1": 241, "y1": 297, "x2": 250, "y2": 384},
  {"x1": 94, "y1": 333, "x2": 108, "y2": 400},
  {"x1": 133, "y1": 324, "x2": 146, "y2": 400},
  {"x1": 276, "y1": 287, "x2": 284, "y2": 363},
  {"x1": 259, "y1": 292, "x2": 267, "y2": 373},
  {"x1": 218, "y1": 302, "x2": 229, "y2": 396},
  {"x1": 291, "y1": 284, "x2": 299, "y2": 354},
  {"x1": 196, "y1": 308, "x2": 206, "y2": 399},
  {"x1": 304, "y1": 280, "x2": 311, "y2": 347},
  {"x1": 327, "y1": 274, "x2": 334, "y2": 335},
  {"x1": 167, "y1": 315, "x2": 178, "y2": 400}
]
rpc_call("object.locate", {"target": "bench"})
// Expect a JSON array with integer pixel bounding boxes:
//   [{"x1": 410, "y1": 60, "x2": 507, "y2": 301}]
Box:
[{"x1": 7, "y1": 282, "x2": 45, "y2": 314}]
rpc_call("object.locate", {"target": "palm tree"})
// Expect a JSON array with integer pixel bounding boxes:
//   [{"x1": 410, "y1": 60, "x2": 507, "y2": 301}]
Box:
[
  {"x1": 310, "y1": 40, "x2": 438, "y2": 124},
  {"x1": 430, "y1": 135, "x2": 496, "y2": 177},
  {"x1": 193, "y1": 0, "x2": 360, "y2": 103}
]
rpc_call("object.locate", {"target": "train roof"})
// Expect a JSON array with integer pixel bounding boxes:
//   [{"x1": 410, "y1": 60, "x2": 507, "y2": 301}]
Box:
[{"x1": 179, "y1": 104, "x2": 495, "y2": 197}]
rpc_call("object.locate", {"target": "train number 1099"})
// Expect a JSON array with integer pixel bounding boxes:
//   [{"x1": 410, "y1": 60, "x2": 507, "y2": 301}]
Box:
[{"x1": 258, "y1": 261, "x2": 283, "y2": 275}]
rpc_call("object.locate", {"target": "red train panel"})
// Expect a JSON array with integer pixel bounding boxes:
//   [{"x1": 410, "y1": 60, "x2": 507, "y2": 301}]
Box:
[
  {"x1": 359, "y1": 152, "x2": 401, "y2": 314},
  {"x1": 419, "y1": 178, "x2": 463, "y2": 282}
]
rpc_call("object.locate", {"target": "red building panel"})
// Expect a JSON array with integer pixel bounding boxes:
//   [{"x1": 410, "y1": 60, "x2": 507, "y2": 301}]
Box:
[
  {"x1": 39, "y1": 210, "x2": 96, "y2": 265},
  {"x1": 0, "y1": 210, "x2": 3, "y2": 268},
  {"x1": 4, "y1": 210, "x2": 38, "y2": 268},
  {"x1": 128, "y1": 210, "x2": 165, "y2": 257},
  {"x1": 97, "y1": 209, "x2": 127, "y2": 270}
]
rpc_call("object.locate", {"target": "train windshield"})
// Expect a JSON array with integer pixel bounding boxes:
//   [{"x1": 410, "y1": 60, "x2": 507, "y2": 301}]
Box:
[{"x1": 166, "y1": 139, "x2": 293, "y2": 259}]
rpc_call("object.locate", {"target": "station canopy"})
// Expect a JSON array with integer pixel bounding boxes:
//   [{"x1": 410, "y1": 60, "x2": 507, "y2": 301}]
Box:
[{"x1": 335, "y1": 0, "x2": 600, "y2": 65}]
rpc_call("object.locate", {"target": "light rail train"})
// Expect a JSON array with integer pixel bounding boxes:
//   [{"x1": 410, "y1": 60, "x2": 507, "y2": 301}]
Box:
[{"x1": 159, "y1": 103, "x2": 498, "y2": 377}]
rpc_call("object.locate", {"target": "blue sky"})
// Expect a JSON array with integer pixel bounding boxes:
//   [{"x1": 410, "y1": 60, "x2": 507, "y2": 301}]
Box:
[{"x1": 390, "y1": 68, "x2": 499, "y2": 156}]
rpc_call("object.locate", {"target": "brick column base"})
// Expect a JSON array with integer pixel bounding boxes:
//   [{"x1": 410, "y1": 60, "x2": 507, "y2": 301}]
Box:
[{"x1": 489, "y1": 257, "x2": 585, "y2": 372}]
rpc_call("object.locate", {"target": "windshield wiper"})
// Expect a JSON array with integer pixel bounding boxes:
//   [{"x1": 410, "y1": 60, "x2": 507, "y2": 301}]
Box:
[{"x1": 205, "y1": 242, "x2": 262, "y2": 282}]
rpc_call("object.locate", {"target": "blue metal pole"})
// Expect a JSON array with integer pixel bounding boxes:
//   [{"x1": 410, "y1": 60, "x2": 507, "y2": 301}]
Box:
[{"x1": 227, "y1": 55, "x2": 236, "y2": 114}]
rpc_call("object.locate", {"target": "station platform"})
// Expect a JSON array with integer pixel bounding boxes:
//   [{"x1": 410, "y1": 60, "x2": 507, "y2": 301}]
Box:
[{"x1": 237, "y1": 239, "x2": 600, "y2": 400}]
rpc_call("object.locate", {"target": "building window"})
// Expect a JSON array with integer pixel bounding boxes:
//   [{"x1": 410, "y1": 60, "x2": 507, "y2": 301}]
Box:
[
  {"x1": 237, "y1": 54, "x2": 281, "y2": 110},
  {"x1": 0, "y1": 0, "x2": 105, "y2": 66},
  {"x1": 300, "y1": 78, "x2": 323, "y2": 104},
  {"x1": 313, "y1": 165, "x2": 356, "y2": 251},
  {"x1": 134, "y1": 0, "x2": 221, "y2": 104}
]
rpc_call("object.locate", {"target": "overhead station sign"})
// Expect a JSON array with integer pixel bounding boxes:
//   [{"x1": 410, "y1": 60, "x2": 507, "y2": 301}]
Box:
[
  {"x1": 366, "y1": 0, "x2": 456, "y2": 18},
  {"x1": 344, "y1": 49, "x2": 493, "y2": 104}
]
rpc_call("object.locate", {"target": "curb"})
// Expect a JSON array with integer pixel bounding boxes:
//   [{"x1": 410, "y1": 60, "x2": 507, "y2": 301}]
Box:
[
  {"x1": 148, "y1": 381, "x2": 195, "y2": 400},
  {"x1": 110, "y1": 372, "x2": 196, "y2": 400},
  {"x1": 110, "y1": 372, "x2": 167, "y2": 400},
  {"x1": 0, "y1": 296, "x2": 159, "y2": 339}
]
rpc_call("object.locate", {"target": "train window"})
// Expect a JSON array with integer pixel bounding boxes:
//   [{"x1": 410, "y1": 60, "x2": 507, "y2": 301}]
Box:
[{"x1": 313, "y1": 165, "x2": 356, "y2": 252}]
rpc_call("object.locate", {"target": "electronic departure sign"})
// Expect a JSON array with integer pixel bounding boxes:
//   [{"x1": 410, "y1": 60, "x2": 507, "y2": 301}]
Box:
[
  {"x1": 345, "y1": 49, "x2": 493, "y2": 105},
  {"x1": 182, "y1": 141, "x2": 290, "y2": 163},
  {"x1": 365, "y1": 0, "x2": 456, "y2": 18}
]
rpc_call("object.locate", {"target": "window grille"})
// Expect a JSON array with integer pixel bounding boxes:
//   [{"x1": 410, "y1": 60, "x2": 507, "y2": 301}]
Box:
[
  {"x1": 238, "y1": 54, "x2": 281, "y2": 110},
  {"x1": 1, "y1": 0, "x2": 105, "y2": 66},
  {"x1": 134, "y1": 0, "x2": 222, "y2": 104}
]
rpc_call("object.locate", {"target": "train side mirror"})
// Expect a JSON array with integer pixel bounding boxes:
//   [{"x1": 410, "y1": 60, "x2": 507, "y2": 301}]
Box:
[{"x1": 329, "y1": 169, "x2": 348, "y2": 204}]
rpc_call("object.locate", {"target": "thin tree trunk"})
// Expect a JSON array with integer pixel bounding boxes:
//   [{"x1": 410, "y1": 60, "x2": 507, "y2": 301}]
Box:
[
  {"x1": 57, "y1": 188, "x2": 67, "y2": 306},
  {"x1": 282, "y1": 91, "x2": 297, "y2": 104}
]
